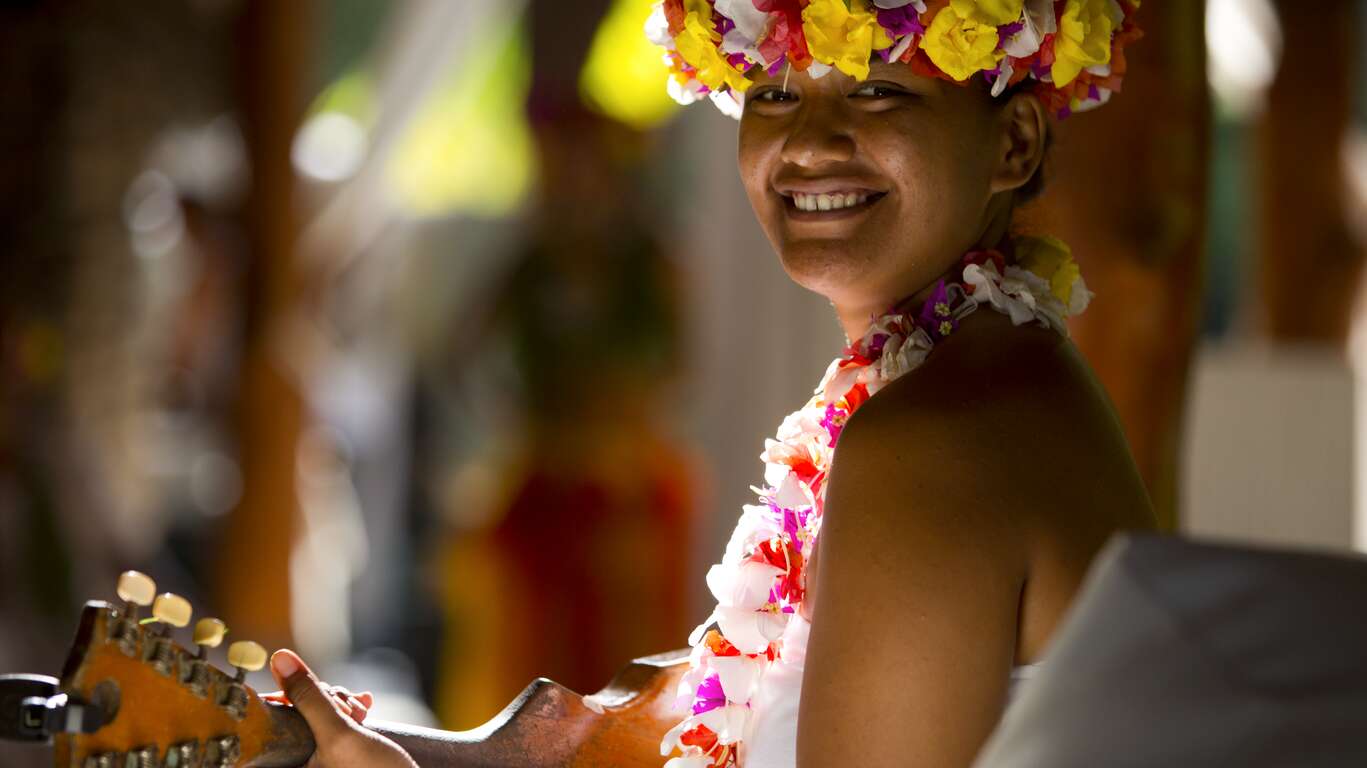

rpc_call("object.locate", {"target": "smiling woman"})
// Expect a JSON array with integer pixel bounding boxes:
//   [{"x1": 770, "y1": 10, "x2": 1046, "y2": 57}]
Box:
[
  {"x1": 235, "y1": 2, "x2": 1154, "y2": 767},
  {"x1": 738, "y1": 58, "x2": 1043, "y2": 339},
  {"x1": 647, "y1": 1, "x2": 1155, "y2": 767}
]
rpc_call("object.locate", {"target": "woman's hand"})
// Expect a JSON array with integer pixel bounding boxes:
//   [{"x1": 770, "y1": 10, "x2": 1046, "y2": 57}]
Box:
[
  {"x1": 269, "y1": 649, "x2": 419, "y2": 768},
  {"x1": 262, "y1": 676, "x2": 374, "y2": 725}
]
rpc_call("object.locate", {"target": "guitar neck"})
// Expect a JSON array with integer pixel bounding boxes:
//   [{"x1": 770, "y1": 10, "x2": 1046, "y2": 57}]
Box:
[
  {"x1": 261, "y1": 654, "x2": 688, "y2": 768},
  {"x1": 262, "y1": 685, "x2": 584, "y2": 768}
]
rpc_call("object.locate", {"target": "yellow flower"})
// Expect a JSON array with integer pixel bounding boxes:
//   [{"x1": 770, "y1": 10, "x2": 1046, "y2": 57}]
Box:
[
  {"x1": 1051, "y1": 0, "x2": 1116, "y2": 88},
  {"x1": 1015, "y1": 235, "x2": 1080, "y2": 305},
  {"x1": 921, "y1": 6, "x2": 1005, "y2": 82},
  {"x1": 802, "y1": 0, "x2": 894, "y2": 81},
  {"x1": 949, "y1": 0, "x2": 1025, "y2": 27},
  {"x1": 674, "y1": 10, "x2": 752, "y2": 93}
]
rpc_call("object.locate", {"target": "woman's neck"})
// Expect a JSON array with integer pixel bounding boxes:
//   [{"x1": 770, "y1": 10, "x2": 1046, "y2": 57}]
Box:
[{"x1": 834, "y1": 203, "x2": 1015, "y2": 343}]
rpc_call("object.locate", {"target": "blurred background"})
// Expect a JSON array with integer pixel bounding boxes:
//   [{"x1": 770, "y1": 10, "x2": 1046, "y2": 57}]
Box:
[{"x1": 1, "y1": 0, "x2": 1365, "y2": 761}]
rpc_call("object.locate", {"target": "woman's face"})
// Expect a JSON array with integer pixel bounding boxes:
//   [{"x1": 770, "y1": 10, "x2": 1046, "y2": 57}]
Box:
[{"x1": 738, "y1": 60, "x2": 1009, "y2": 315}]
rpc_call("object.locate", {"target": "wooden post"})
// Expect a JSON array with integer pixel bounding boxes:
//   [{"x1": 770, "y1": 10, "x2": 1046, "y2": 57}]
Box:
[
  {"x1": 214, "y1": 0, "x2": 316, "y2": 649},
  {"x1": 1258, "y1": 0, "x2": 1361, "y2": 343}
]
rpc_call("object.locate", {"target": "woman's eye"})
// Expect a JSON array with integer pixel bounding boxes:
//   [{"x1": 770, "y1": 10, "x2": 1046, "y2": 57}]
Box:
[
  {"x1": 751, "y1": 88, "x2": 796, "y2": 103},
  {"x1": 852, "y1": 83, "x2": 906, "y2": 99}
]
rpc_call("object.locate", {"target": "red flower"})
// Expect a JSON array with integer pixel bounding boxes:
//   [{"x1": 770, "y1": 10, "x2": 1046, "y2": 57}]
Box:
[
  {"x1": 841, "y1": 352, "x2": 874, "y2": 369},
  {"x1": 755, "y1": 537, "x2": 805, "y2": 602},
  {"x1": 907, "y1": 48, "x2": 958, "y2": 84},
  {"x1": 755, "y1": 0, "x2": 813, "y2": 70},
  {"x1": 704, "y1": 629, "x2": 742, "y2": 657},
  {"x1": 681, "y1": 724, "x2": 720, "y2": 753},
  {"x1": 963, "y1": 248, "x2": 1006, "y2": 272},
  {"x1": 787, "y1": 455, "x2": 820, "y2": 485},
  {"x1": 844, "y1": 382, "x2": 870, "y2": 412},
  {"x1": 664, "y1": 0, "x2": 687, "y2": 36}
]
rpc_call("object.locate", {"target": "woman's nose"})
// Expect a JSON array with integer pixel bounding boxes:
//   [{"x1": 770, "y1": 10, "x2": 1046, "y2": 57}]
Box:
[{"x1": 778, "y1": 105, "x2": 856, "y2": 168}]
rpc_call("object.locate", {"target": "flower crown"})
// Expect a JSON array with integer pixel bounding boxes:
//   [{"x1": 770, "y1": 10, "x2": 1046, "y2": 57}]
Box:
[{"x1": 646, "y1": 0, "x2": 1142, "y2": 119}]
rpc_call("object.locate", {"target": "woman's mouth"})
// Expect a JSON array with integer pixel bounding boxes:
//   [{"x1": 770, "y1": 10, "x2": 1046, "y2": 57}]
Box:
[{"x1": 782, "y1": 190, "x2": 887, "y2": 221}]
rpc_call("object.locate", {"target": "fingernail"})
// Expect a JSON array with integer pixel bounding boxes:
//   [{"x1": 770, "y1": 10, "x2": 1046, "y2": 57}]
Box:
[{"x1": 271, "y1": 650, "x2": 301, "y2": 678}]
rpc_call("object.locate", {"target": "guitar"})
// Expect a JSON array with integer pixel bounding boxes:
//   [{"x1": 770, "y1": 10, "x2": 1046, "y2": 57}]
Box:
[{"x1": 0, "y1": 571, "x2": 690, "y2": 767}]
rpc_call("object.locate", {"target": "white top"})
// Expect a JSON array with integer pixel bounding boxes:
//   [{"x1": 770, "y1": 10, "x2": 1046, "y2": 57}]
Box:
[{"x1": 741, "y1": 614, "x2": 1041, "y2": 768}]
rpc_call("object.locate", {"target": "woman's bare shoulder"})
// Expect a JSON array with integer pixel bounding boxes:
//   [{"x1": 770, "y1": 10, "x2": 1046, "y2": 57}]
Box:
[{"x1": 830, "y1": 309, "x2": 1153, "y2": 544}]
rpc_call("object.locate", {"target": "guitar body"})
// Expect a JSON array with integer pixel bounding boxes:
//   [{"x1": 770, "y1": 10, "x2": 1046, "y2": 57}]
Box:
[{"x1": 47, "y1": 601, "x2": 689, "y2": 767}]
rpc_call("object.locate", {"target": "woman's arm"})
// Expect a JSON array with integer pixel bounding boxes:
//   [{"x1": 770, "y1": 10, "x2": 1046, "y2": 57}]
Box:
[{"x1": 796, "y1": 372, "x2": 1034, "y2": 766}]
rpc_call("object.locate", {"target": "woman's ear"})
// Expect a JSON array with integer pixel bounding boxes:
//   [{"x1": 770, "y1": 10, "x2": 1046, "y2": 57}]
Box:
[{"x1": 989, "y1": 93, "x2": 1048, "y2": 195}]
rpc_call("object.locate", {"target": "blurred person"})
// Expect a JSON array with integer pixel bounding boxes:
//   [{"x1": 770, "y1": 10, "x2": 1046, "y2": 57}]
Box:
[
  {"x1": 280, "y1": 1, "x2": 1156, "y2": 766},
  {"x1": 430, "y1": 104, "x2": 698, "y2": 728}
]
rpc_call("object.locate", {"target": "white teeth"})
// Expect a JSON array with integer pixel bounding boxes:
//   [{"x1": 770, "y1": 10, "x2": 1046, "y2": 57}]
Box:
[{"x1": 791, "y1": 192, "x2": 872, "y2": 212}]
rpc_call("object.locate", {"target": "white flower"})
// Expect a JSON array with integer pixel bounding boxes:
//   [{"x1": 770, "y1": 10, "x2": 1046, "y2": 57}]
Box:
[
  {"x1": 667, "y1": 75, "x2": 705, "y2": 106},
  {"x1": 1071, "y1": 88, "x2": 1112, "y2": 114},
  {"x1": 1003, "y1": 0, "x2": 1057, "y2": 59},
  {"x1": 888, "y1": 32, "x2": 918, "y2": 63},
  {"x1": 774, "y1": 407, "x2": 825, "y2": 444},
  {"x1": 711, "y1": 654, "x2": 765, "y2": 703},
  {"x1": 774, "y1": 470, "x2": 814, "y2": 511},
  {"x1": 721, "y1": 505, "x2": 781, "y2": 565},
  {"x1": 991, "y1": 60, "x2": 1016, "y2": 97},
  {"x1": 762, "y1": 458, "x2": 790, "y2": 492},
  {"x1": 721, "y1": 28, "x2": 764, "y2": 64},
  {"x1": 645, "y1": 4, "x2": 674, "y2": 48},
  {"x1": 709, "y1": 89, "x2": 744, "y2": 119},
  {"x1": 821, "y1": 364, "x2": 861, "y2": 405},
  {"x1": 716, "y1": 0, "x2": 770, "y2": 45},
  {"x1": 715, "y1": 606, "x2": 787, "y2": 653},
  {"x1": 1003, "y1": 266, "x2": 1069, "y2": 332},
  {"x1": 664, "y1": 757, "x2": 714, "y2": 768},
  {"x1": 964, "y1": 263, "x2": 1036, "y2": 325},
  {"x1": 878, "y1": 329, "x2": 933, "y2": 381},
  {"x1": 707, "y1": 560, "x2": 784, "y2": 610}
]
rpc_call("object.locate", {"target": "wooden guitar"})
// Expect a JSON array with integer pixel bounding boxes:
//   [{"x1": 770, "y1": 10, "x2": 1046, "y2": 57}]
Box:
[{"x1": 0, "y1": 572, "x2": 690, "y2": 767}]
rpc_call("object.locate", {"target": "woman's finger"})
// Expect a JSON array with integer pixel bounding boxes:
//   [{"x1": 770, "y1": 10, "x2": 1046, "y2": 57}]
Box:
[
  {"x1": 330, "y1": 690, "x2": 368, "y2": 723},
  {"x1": 334, "y1": 695, "x2": 354, "y2": 717},
  {"x1": 270, "y1": 650, "x2": 350, "y2": 743},
  {"x1": 355, "y1": 691, "x2": 374, "y2": 709},
  {"x1": 346, "y1": 700, "x2": 368, "y2": 724}
]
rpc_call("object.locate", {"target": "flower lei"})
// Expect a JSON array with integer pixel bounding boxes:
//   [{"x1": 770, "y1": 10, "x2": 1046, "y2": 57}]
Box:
[
  {"x1": 646, "y1": 0, "x2": 1143, "y2": 119},
  {"x1": 659, "y1": 234, "x2": 1092, "y2": 767}
]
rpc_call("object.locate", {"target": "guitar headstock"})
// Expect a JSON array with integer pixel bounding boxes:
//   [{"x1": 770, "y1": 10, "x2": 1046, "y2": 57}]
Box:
[{"x1": 48, "y1": 571, "x2": 307, "y2": 768}]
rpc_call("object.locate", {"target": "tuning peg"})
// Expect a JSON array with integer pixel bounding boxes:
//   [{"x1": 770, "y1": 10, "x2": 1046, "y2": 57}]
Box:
[
  {"x1": 116, "y1": 571, "x2": 156, "y2": 618},
  {"x1": 193, "y1": 618, "x2": 227, "y2": 657},
  {"x1": 227, "y1": 641, "x2": 267, "y2": 682},
  {"x1": 180, "y1": 617, "x2": 228, "y2": 698},
  {"x1": 151, "y1": 593, "x2": 192, "y2": 628},
  {"x1": 140, "y1": 592, "x2": 191, "y2": 677},
  {"x1": 221, "y1": 641, "x2": 266, "y2": 720}
]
